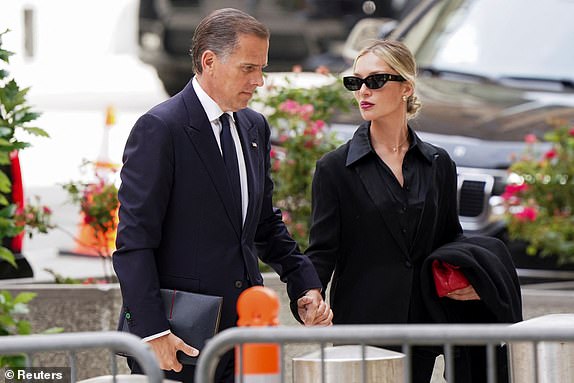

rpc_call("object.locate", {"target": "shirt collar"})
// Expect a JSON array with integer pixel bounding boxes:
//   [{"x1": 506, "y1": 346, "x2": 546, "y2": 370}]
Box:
[
  {"x1": 192, "y1": 77, "x2": 234, "y2": 123},
  {"x1": 346, "y1": 122, "x2": 437, "y2": 167}
]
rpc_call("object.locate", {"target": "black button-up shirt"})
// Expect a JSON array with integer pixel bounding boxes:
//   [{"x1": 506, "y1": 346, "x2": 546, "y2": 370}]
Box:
[{"x1": 371, "y1": 130, "x2": 426, "y2": 252}]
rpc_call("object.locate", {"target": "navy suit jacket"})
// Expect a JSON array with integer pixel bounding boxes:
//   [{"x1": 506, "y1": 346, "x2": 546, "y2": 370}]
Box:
[{"x1": 113, "y1": 80, "x2": 321, "y2": 338}]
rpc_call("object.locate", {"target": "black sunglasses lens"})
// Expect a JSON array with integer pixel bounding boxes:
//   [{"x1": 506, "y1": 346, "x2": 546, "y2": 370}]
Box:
[
  {"x1": 365, "y1": 74, "x2": 387, "y2": 89},
  {"x1": 343, "y1": 77, "x2": 362, "y2": 91},
  {"x1": 343, "y1": 75, "x2": 390, "y2": 90}
]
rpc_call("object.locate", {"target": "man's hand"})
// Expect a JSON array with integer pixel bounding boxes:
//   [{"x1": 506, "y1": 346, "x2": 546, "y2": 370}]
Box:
[
  {"x1": 147, "y1": 333, "x2": 199, "y2": 372},
  {"x1": 446, "y1": 285, "x2": 480, "y2": 301},
  {"x1": 297, "y1": 289, "x2": 333, "y2": 326}
]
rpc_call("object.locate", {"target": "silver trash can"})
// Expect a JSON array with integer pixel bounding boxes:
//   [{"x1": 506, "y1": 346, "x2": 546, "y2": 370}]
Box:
[
  {"x1": 510, "y1": 314, "x2": 574, "y2": 383},
  {"x1": 293, "y1": 345, "x2": 404, "y2": 383}
]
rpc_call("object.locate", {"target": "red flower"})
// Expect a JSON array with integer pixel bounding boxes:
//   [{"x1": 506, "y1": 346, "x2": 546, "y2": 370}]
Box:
[
  {"x1": 43, "y1": 206, "x2": 52, "y2": 215},
  {"x1": 502, "y1": 183, "x2": 528, "y2": 200},
  {"x1": 569, "y1": 127, "x2": 574, "y2": 136},
  {"x1": 514, "y1": 206, "x2": 538, "y2": 222},
  {"x1": 544, "y1": 149, "x2": 557, "y2": 159},
  {"x1": 304, "y1": 139, "x2": 316, "y2": 148}
]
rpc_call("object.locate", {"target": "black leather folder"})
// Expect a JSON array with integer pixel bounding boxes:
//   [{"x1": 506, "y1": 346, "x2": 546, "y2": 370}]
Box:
[{"x1": 121, "y1": 288, "x2": 223, "y2": 365}]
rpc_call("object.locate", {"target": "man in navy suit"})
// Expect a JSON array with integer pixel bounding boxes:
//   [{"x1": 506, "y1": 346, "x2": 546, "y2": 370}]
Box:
[{"x1": 113, "y1": 8, "x2": 332, "y2": 382}]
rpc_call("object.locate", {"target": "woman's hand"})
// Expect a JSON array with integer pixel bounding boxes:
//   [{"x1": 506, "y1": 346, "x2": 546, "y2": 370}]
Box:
[{"x1": 446, "y1": 285, "x2": 480, "y2": 301}]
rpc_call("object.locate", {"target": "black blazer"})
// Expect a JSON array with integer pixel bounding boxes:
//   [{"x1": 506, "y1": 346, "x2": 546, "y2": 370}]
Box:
[
  {"x1": 113, "y1": 80, "x2": 321, "y2": 338},
  {"x1": 306, "y1": 123, "x2": 462, "y2": 325}
]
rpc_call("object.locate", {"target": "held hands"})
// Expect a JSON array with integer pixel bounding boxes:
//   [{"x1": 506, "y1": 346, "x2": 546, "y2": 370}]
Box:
[
  {"x1": 446, "y1": 285, "x2": 481, "y2": 301},
  {"x1": 147, "y1": 333, "x2": 199, "y2": 372},
  {"x1": 297, "y1": 288, "x2": 333, "y2": 326}
]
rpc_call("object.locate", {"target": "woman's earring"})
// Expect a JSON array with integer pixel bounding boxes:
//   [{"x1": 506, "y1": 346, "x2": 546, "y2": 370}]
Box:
[{"x1": 402, "y1": 95, "x2": 408, "y2": 102}]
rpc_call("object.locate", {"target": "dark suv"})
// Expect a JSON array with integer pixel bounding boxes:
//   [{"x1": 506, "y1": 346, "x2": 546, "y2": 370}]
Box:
[{"x1": 331, "y1": 0, "x2": 574, "y2": 278}]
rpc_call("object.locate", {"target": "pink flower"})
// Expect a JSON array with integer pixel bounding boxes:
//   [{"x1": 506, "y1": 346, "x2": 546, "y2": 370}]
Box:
[
  {"x1": 514, "y1": 206, "x2": 538, "y2": 222},
  {"x1": 279, "y1": 100, "x2": 300, "y2": 114},
  {"x1": 569, "y1": 127, "x2": 574, "y2": 136},
  {"x1": 43, "y1": 206, "x2": 52, "y2": 215},
  {"x1": 314, "y1": 120, "x2": 326, "y2": 131},
  {"x1": 282, "y1": 211, "x2": 292, "y2": 224},
  {"x1": 524, "y1": 134, "x2": 537, "y2": 144},
  {"x1": 299, "y1": 104, "x2": 314, "y2": 120}
]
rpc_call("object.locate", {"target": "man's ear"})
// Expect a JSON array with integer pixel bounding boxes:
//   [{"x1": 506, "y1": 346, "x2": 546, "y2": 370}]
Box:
[{"x1": 201, "y1": 50, "x2": 216, "y2": 73}]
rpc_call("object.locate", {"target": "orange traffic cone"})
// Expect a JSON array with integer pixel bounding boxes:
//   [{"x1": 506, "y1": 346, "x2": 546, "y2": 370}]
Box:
[
  {"x1": 60, "y1": 106, "x2": 119, "y2": 258},
  {"x1": 236, "y1": 286, "x2": 281, "y2": 382}
]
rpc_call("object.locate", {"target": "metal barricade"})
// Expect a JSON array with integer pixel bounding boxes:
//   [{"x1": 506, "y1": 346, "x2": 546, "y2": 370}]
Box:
[
  {"x1": 195, "y1": 320, "x2": 574, "y2": 383},
  {"x1": 0, "y1": 331, "x2": 163, "y2": 383}
]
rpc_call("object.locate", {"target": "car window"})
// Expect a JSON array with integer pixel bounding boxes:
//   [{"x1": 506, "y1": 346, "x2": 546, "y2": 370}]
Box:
[{"x1": 402, "y1": 0, "x2": 574, "y2": 82}]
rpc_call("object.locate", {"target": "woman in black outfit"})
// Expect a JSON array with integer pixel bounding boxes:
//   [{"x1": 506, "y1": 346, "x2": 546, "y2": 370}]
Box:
[{"x1": 305, "y1": 40, "x2": 489, "y2": 382}]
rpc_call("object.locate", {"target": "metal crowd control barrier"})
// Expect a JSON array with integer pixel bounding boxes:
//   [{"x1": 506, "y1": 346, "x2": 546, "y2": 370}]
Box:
[
  {"x1": 195, "y1": 320, "x2": 574, "y2": 383},
  {"x1": 0, "y1": 331, "x2": 163, "y2": 383}
]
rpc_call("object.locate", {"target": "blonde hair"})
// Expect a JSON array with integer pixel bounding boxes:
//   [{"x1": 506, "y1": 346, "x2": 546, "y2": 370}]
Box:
[{"x1": 355, "y1": 40, "x2": 422, "y2": 119}]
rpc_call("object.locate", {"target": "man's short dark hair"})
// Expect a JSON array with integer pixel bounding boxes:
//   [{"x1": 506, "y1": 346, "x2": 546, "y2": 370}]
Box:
[{"x1": 191, "y1": 8, "x2": 269, "y2": 75}]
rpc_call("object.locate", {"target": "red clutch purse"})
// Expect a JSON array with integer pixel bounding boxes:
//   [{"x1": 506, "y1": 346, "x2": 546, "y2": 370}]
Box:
[{"x1": 432, "y1": 260, "x2": 470, "y2": 297}]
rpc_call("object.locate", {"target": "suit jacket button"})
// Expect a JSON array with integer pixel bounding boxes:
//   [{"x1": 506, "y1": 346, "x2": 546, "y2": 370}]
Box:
[
  {"x1": 405, "y1": 260, "x2": 412, "y2": 268},
  {"x1": 235, "y1": 280, "x2": 243, "y2": 289}
]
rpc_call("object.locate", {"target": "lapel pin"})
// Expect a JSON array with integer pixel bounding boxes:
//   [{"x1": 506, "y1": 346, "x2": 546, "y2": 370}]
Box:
[{"x1": 251, "y1": 142, "x2": 258, "y2": 148}]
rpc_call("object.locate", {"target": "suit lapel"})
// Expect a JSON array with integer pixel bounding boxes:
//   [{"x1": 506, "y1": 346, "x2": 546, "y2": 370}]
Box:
[
  {"x1": 181, "y1": 83, "x2": 242, "y2": 238},
  {"x1": 355, "y1": 159, "x2": 410, "y2": 258},
  {"x1": 235, "y1": 111, "x2": 259, "y2": 236}
]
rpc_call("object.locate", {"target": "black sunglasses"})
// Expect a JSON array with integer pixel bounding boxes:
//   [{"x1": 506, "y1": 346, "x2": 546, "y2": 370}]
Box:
[{"x1": 343, "y1": 73, "x2": 406, "y2": 91}]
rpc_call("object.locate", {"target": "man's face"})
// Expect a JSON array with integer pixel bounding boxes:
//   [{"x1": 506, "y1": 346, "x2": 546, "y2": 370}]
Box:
[{"x1": 201, "y1": 34, "x2": 268, "y2": 112}]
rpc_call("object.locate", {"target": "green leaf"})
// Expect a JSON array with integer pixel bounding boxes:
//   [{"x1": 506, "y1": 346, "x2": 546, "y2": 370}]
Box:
[
  {"x1": 0, "y1": 50, "x2": 13, "y2": 63},
  {"x1": 0, "y1": 246, "x2": 16, "y2": 267},
  {"x1": 0, "y1": 204, "x2": 16, "y2": 218},
  {"x1": 15, "y1": 111, "x2": 42, "y2": 125},
  {"x1": 0, "y1": 194, "x2": 10, "y2": 206},
  {"x1": 22, "y1": 126, "x2": 49, "y2": 137},
  {"x1": 13, "y1": 292, "x2": 37, "y2": 305},
  {"x1": 16, "y1": 320, "x2": 32, "y2": 335},
  {"x1": 0, "y1": 169, "x2": 11, "y2": 193},
  {"x1": 43, "y1": 327, "x2": 65, "y2": 334},
  {"x1": 9, "y1": 141, "x2": 31, "y2": 150},
  {"x1": 0, "y1": 81, "x2": 30, "y2": 114}
]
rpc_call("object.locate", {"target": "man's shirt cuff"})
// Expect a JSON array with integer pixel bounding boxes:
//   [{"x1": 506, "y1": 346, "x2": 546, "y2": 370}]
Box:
[{"x1": 142, "y1": 329, "x2": 171, "y2": 342}]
